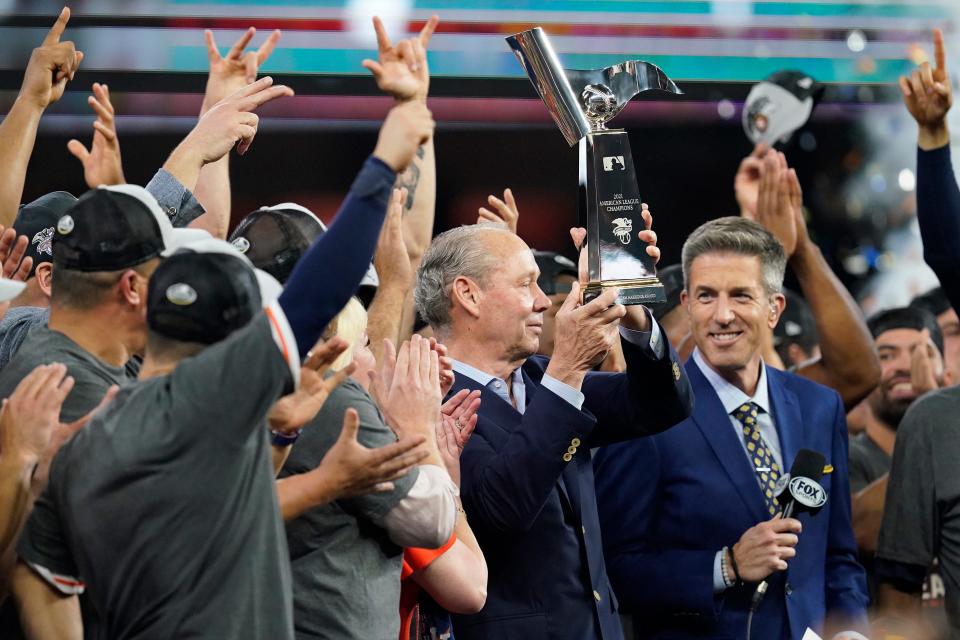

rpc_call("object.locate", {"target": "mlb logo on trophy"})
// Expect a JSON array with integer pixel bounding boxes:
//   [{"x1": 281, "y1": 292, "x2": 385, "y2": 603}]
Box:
[{"x1": 603, "y1": 156, "x2": 625, "y2": 172}]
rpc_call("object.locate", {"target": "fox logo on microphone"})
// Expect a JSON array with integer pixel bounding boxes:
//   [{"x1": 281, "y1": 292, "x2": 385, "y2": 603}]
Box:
[{"x1": 788, "y1": 476, "x2": 827, "y2": 509}]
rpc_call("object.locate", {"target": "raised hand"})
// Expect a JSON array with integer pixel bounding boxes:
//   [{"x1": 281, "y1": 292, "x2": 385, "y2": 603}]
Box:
[
  {"x1": 164, "y1": 76, "x2": 294, "y2": 189},
  {"x1": 753, "y1": 151, "x2": 803, "y2": 258},
  {"x1": 204, "y1": 27, "x2": 281, "y2": 108},
  {"x1": 910, "y1": 328, "x2": 942, "y2": 395},
  {"x1": 362, "y1": 15, "x2": 438, "y2": 102},
  {"x1": 901, "y1": 28, "x2": 954, "y2": 149},
  {"x1": 0, "y1": 364, "x2": 74, "y2": 471},
  {"x1": 312, "y1": 408, "x2": 429, "y2": 499},
  {"x1": 546, "y1": 284, "x2": 626, "y2": 388},
  {"x1": 269, "y1": 337, "x2": 353, "y2": 434},
  {"x1": 478, "y1": 188, "x2": 519, "y2": 233},
  {"x1": 0, "y1": 226, "x2": 33, "y2": 283},
  {"x1": 68, "y1": 83, "x2": 125, "y2": 188},
  {"x1": 18, "y1": 8, "x2": 84, "y2": 110},
  {"x1": 373, "y1": 101, "x2": 435, "y2": 172},
  {"x1": 374, "y1": 188, "x2": 413, "y2": 290},
  {"x1": 734, "y1": 143, "x2": 770, "y2": 219}
]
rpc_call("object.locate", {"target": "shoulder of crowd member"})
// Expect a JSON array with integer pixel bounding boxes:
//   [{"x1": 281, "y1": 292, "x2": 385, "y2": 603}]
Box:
[
  {"x1": 898, "y1": 384, "x2": 960, "y2": 440},
  {"x1": 0, "y1": 306, "x2": 49, "y2": 367}
]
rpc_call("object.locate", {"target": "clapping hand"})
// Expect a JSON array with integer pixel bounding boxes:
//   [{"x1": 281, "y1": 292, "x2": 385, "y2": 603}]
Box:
[
  {"x1": 436, "y1": 389, "x2": 481, "y2": 487},
  {"x1": 750, "y1": 151, "x2": 804, "y2": 258}
]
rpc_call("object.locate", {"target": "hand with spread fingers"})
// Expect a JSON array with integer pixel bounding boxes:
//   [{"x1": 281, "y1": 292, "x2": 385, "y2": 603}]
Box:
[
  {"x1": 901, "y1": 28, "x2": 954, "y2": 150},
  {"x1": 269, "y1": 337, "x2": 354, "y2": 434},
  {"x1": 32, "y1": 385, "x2": 118, "y2": 497},
  {"x1": 0, "y1": 364, "x2": 74, "y2": 472},
  {"x1": 311, "y1": 408, "x2": 430, "y2": 500},
  {"x1": 0, "y1": 226, "x2": 33, "y2": 283},
  {"x1": 68, "y1": 83, "x2": 126, "y2": 188},
  {"x1": 478, "y1": 188, "x2": 519, "y2": 234},
  {"x1": 362, "y1": 15, "x2": 438, "y2": 103},
  {"x1": 18, "y1": 7, "x2": 84, "y2": 110},
  {"x1": 203, "y1": 27, "x2": 281, "y2": 110},
  {"x1": 375, "y1": 335, "x2": 443, "y2": 453}
]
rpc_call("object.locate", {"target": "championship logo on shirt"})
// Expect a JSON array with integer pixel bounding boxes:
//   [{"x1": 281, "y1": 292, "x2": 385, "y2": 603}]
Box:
[
  {"x1": 612, "y1": 218, "x2": 632, "y2": 245},
  {"x1": 32, "y1": 227, "x2": 54, "y2": 256}
]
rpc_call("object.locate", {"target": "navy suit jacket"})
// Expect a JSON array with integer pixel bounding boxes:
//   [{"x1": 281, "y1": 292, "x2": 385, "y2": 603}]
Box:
[
  {"x1": 594, "y1": 359, "x2": 868, "y2": 640},
  {"x1": 450, "y1": 337, "x2": 693, "y2": 640}
]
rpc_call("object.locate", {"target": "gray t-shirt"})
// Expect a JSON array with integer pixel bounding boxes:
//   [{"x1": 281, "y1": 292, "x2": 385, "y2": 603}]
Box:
[
  {"x1": 877, "y1": 386, "x2": 960, "y2": 638},
  {"x1": 0, "y1": 324, "x2": 136, "y2": 422},
  {"x1": 848, "y1": 432, "x2": 891, "y2": 493},
  {"x1": 280, "y1": 378, "x2": 419, "y2": 640},
  {"x1": 18, "y1": 313, "x2": 296, "y2": 640},
  {"x1": 0, "y1": 306, "x2": 48, "y2": 370}
]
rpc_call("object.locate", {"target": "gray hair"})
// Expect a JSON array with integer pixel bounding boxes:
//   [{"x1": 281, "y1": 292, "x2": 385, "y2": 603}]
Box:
[
  {"x1": 414, "y1": 224, "x2": 509, "y2": 331},
  {"x1": 681, "y1": 217, "x2": 786, "y2": 296}
]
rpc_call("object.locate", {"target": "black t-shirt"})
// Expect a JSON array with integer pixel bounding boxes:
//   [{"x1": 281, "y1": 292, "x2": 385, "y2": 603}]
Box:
[{"x1": 18, "y1": 310, "x2": 299, "y2": 639}]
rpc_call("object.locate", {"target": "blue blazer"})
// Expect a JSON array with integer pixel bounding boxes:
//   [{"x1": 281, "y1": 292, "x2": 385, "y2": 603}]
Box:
[
  {"x1": 450, "y1": 338, "x2": 693, "y2": 640},
  {"x1": 594, "y1": 359, "x2": 868, "y2": 640}
]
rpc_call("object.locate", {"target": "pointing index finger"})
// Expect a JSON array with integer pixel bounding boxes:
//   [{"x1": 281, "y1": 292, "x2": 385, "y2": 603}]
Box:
[
  {"x1": 934, "y1": 28, "x2": 947, "y2": 73},
  {"x1": 372, "y1": 16, "x2": 392, "y2": 53},
  {"x1": 43, "y1": 7, "x2": 70, "y2": 46}
]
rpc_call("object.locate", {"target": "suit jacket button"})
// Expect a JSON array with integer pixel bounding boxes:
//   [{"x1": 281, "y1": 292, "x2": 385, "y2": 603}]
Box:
[
  {"x1": 567, "y1": 445, "x2": 577, "y2": 454},
  {"x1": 593, "y1": 590, "x2": 602, "y2": 602},
  {"x1": 563, "y1": 452, "x2": 573, "y2": 462},
  {"x1": 571, "y1": 438, "x2": 581, "y2": 447}
]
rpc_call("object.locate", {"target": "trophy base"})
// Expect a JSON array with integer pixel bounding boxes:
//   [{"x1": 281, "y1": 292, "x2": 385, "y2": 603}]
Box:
[{"x1": 583, "y1": 278, "x2": 667, "y2": 306}]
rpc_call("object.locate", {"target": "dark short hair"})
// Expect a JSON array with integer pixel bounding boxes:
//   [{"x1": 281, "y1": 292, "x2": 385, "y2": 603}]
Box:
[
  {"x1": 866, "y1": 306, "x2": 944, "y2": 356},
  {"x1": 910, "y1": 287, "x2": 952, "y2": 318}
]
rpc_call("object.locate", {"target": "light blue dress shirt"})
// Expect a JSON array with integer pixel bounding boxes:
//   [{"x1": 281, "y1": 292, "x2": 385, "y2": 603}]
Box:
[
  {"x1": 689, "y1": 349, "x2": 785, "y2": 593},
  {"x1": 451, "y1": 314, "x2": 664, "y2": 414}
]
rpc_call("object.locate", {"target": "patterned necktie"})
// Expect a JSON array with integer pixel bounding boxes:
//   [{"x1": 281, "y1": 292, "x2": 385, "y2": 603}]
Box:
[{"x1": 731, "y1": 402, "x2": 781, "y2": 516}]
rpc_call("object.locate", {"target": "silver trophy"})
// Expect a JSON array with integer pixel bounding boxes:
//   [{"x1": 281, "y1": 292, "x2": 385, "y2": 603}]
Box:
[{"x1": 507, "y1": 27, "x2": 682, "y2": 304}]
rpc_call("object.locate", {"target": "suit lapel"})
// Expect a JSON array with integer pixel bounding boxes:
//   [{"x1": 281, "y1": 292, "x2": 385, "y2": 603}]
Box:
[
  {"x1": 452, "y1": 366, "x2": 578, "y2": 514},
  {"x1": 686, "y1": 361, "x2": 768, "y2": 523},
  {"x1": 765, "y1": 368, "x2": 801, "y2": 475},
  {"x1": 520, "y1": 366, "x2": 579, "y2": 516}
]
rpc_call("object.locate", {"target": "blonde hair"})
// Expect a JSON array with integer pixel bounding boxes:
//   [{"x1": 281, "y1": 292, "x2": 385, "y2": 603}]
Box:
[{"x1": 330, "y1": 297, "x2": 368, "y2": 370}]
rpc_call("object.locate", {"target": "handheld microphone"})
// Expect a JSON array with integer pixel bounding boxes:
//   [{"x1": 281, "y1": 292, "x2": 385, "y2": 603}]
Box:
[{"x1": 746, "y1": 449, "x2": 828, "y2": 640}]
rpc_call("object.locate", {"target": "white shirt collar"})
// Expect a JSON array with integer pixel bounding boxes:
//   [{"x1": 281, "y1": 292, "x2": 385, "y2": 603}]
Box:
[{"x1": 692, "y1": 347, "x2": 771, "y2": 415}]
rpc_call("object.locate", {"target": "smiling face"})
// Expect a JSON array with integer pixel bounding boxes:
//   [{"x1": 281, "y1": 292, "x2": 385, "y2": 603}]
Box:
[
  {"x1": 682, "y1": 252, "x2": 784, "y2": 383},
  {"x1": 867, "y1": 327, "x2": 944, "y2": 429},
  {"x1": 472, "y1": 233, "x2": 552, "y2": 363}
]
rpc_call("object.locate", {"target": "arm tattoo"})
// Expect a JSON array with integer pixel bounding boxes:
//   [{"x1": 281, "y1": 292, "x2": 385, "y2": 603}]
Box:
[{"x1": 397, "y1": 145, "x2": 425, "y2": 211}]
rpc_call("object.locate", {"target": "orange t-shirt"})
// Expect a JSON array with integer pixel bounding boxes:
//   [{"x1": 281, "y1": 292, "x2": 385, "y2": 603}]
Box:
[{"x1": 398, "y1": 534, "x2": 457, "y2": 640}]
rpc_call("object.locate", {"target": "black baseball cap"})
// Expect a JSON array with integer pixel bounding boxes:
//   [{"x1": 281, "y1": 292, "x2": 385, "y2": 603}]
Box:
[
  {"x1": 653, "y1": 263, "x2": 684, "y2": 321},
  {"x1": 14, "y1": 191, "x2": 77, "y2": 276},
  {"x1": 867, "y1": 306, "x2": 944, "y2": 357},
  {"x1": 910, "y1": 286, "x2": 952, "y2": 318},
  {"x1": 533, "y1": 250, "x2": 577, "y2": 295},
  {"x1": 148, "y1": 251, "x2": 263, "y2": 345},
  {"x1": 53, "y1": 185, "x2": 205, "y2": 273},
  {"x1": 230, "y1": 203, "x2": 380, "y2": 301},
  {"x1": 773, "y1": 289, "x2": 819, "y2": 354}
]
